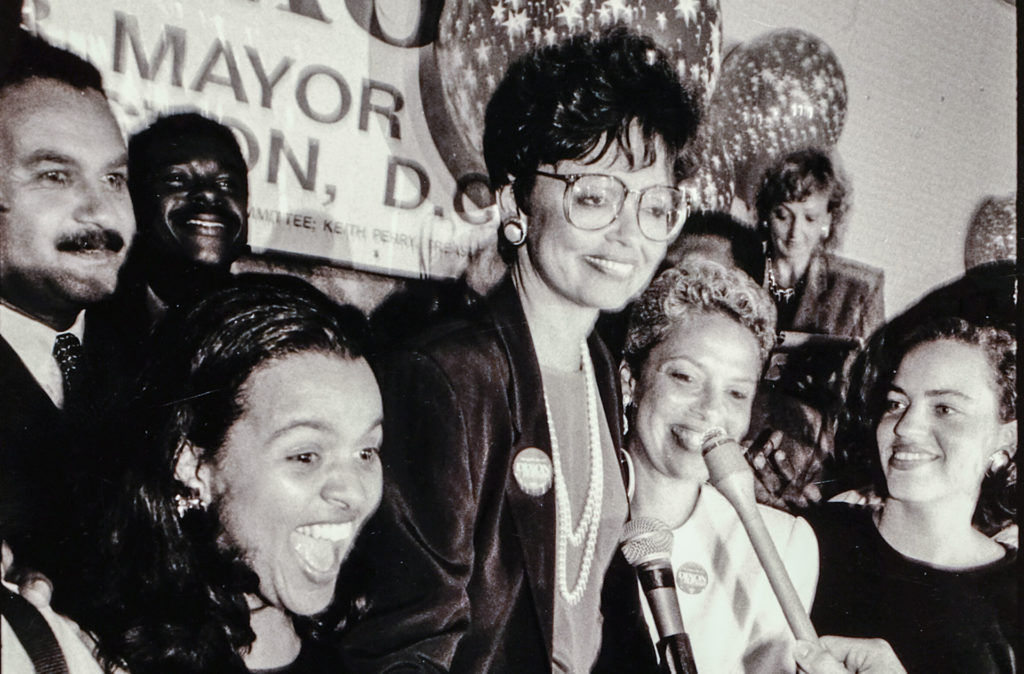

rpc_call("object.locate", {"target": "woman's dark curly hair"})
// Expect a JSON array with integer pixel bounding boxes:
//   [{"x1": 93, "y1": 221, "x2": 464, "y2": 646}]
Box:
[
  {"x1": 859, "y1": 317, "x2": 1016, "y2": 535},
  {"x1": 484, "y1": 28, "x2": 700, "y2": 263},
  {"x1": 79, "y1": 274, "x2": 370, "y2": 673},
  {"x1": 755, "y1": 148, "x2": 851, "y2": 252}
]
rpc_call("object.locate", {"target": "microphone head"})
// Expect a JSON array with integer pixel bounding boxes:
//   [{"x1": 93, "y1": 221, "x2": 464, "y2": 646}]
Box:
[
  {"x1": 621, "y1": 516, "x2": 673, "y2": 566},
  {"x1": 701, "y1": 430, "x2": 754, "y2": 496},
  {"x1": 699, "y1": 427, "x2": 731, "y2": 455}
]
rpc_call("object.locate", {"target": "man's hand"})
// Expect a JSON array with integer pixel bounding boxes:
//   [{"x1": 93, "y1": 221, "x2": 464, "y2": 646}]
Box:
[
  {"x1": 748, "y1": 429, "x2": 823, "y2": 510},
  {"x1": 795, "y1": 637, "x2": 907, "y2": 674},
  {"x1": 1, "y1": 541, "x2": 54, "y2": 609}
]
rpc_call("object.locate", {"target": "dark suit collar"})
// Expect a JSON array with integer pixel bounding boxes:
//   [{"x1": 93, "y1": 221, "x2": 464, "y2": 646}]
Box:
[
  {"x1": 482, "y1": 276, "x2": 534, "y2": 436},
  {"x1": 0, "y1": 308, "x2": 130, "y2": 426},
  {"x1": 482, "y1": 276, "x2": 623, "y2": 451},
  {"x1": 481, "y1": 275, "x2": 626, "y2": 654},
  {"x1": 792, "y1": 252, "x2": 829, "y2": 331},
  {"x1": 0, "y1": 336, "x2": 60, "y2": 422},
  {"x1": 481, "y1": 276, "x2": 555, "y2": 649}
]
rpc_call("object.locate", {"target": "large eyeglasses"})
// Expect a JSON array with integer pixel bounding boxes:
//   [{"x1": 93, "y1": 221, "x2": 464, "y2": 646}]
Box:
[{"x1": 535, "y1": 170, "x2": 689, "y2": 242}]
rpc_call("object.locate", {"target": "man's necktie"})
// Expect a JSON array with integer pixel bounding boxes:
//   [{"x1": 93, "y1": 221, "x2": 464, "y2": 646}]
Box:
[{"x1": 52, "y1": 332, "x2": 84, "y2": 407}]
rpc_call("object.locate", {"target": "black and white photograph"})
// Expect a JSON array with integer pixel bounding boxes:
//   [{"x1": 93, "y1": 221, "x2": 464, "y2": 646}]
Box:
[{"x1": 0, "y1": 0, "x2": 1017, "y2": 671}]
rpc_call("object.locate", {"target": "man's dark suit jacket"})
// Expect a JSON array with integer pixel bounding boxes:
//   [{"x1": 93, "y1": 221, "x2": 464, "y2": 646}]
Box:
[
  {"x1": 338, "y1": 276, "x2": 631, "y2": 673},
  {"x1": 0, "y1": 307, "x2": 140, "y2": 587}
]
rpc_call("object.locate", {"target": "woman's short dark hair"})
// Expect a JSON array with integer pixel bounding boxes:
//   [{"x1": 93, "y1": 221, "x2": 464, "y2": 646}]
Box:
[
  {"x1": 82, "y1": 274, "x2": 370, "y2": 672},
  {"x1": 864, "y1": 317, "x2": 1016, "y2": 535},
  {"x1": 484, "y1": 28, "x2": 700, "y2": 262},
  {"x1": 755, "y1": 148, "x2": 851, "y2": 251}
]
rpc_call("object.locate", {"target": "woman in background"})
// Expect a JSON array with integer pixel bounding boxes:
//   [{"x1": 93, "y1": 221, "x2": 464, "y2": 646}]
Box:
[
  {"x1": 74, "y1": 275, "x2": 383, "y2": 673},
  {"x1": 602, "y1": 262, "x2": 818, "y2": 673},
  {"x1": 747, "y1": 148, "x2": 885, "y2": 511},
  {"x1": 756, "y1": 148, "x2": 883, "y2": 340},
  {"x1": 807, "y1": 317, "x2": 1018, "y2": 673},
  {"x1": 339, "y1": 28, "x2": 699, "y2": 673}
]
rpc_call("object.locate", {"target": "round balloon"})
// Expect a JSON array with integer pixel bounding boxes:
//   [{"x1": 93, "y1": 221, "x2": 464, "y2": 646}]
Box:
[
  {"x1": 429, "y1": 0, "x2": 722, "y2": 175},
  {"x1": 679, "y1": 122, "x2": 734, "y2": 213},
  {"x1": 964, "y1": 194, "x2": 1016, "y2": 270},
  {"x1": 710, "y1": 28, "x2": 847, "y2": 203}
]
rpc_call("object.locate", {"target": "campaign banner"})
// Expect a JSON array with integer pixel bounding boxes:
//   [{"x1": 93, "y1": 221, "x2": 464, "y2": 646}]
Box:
[{"x1": 27, "y1": 0, "x2": 498, "y2": 279}]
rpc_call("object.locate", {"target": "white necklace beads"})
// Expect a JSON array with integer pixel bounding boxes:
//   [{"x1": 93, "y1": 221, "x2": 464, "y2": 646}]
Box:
[{"x1": 543, "y1": 339, "x2": 604, "y2": 606}]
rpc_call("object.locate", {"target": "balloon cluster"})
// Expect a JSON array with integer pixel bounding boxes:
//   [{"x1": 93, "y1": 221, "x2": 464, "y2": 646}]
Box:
[
  {"x1": 429, "y1": 3, "x2": 848, "y2": 217},
  {"x1": 431, "y1": 0, "x2": 722, "y2": 175}
]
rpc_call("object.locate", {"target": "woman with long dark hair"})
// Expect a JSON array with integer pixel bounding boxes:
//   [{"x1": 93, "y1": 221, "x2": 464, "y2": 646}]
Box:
[{"x1": 75, "y1": 275, "x2": 383, "y2": 673}]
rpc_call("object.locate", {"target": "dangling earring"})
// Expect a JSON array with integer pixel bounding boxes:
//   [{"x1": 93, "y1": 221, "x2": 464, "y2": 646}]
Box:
[
  {"x1": 622, "y1": 402, "x2": 635, "y2": 437},
  {"x1": 174, "y1": 491, "x2": 206, "y2": 518},
  {"x1": 502, "y1": 217, "x2": 527, "y2": 247}
]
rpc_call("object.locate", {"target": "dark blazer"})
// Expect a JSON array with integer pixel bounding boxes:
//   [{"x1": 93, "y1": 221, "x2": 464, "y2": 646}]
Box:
[
  {"x1": 787, "y1": 252, "x2": 885, "y2": 340},
  {"x1": 0, "y1": 309, "x2": 139, "y2": 584},
  {"x1": 0, "y1": 333, "x2": 70, "y2": 548},
  {"x1": 339, "y1": 277, "x2": 628, "y2": 673}
]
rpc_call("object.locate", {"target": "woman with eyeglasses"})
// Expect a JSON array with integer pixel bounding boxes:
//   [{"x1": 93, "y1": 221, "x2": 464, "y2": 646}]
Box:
[
  {"x1": 743, "y1": 149, "x2": 885, "y2": 515},
  {"x1": 338, "y1": 29, "x2": 698, "y2": 673}
]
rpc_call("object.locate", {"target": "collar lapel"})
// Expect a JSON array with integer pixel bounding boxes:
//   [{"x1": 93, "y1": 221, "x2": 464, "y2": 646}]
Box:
[
  {"x1": 483, "y1": 279, "x2": 630, "y2": 653},
  {"x1": 486, "y1": 277, "x2": 556, "y2": 653},
  {"x1": 792, "y1": 253, "x2": 829, "y2": 331}
]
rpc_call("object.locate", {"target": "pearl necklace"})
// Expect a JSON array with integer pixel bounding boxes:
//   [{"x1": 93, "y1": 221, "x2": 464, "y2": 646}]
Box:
[{"x1": 542, "y1": 339, "x2": 603, "y2": 606}]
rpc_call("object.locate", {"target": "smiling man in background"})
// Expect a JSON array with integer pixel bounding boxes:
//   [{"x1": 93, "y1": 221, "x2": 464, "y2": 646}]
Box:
[{"x1": 121, "y1": 112, "x2": 249, "y2": 325}]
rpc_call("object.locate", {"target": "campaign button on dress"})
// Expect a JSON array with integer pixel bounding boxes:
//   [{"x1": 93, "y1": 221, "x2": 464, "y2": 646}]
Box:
[
  {"x1": 676, "y1": 561, "x2": 709, "y2": 594},
  {"x1": 513, "y1": 447, "x2": 553, "y2": 497}
]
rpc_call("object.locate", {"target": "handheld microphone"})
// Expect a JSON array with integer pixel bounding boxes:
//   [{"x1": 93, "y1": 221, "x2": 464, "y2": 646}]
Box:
[
  {"x1": 701, "y1": 429, "x2": 817, "y2": 642},
  {"x1": 621, "y1": 517, "x2": 698, "y2": 674}
]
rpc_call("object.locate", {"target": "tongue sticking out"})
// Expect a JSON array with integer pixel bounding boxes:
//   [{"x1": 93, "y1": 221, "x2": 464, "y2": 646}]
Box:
[{"x1": 291, "y1": 532, "x2": 336, "y2": 573}]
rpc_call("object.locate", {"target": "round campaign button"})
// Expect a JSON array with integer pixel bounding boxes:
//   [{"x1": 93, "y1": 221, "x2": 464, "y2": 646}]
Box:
[
  {"x1": 676, "y1": 561, "x2": 709, "y2": 595},
  {"x1": 513, "y1": 447, "x2": 553, "y2": 497}
]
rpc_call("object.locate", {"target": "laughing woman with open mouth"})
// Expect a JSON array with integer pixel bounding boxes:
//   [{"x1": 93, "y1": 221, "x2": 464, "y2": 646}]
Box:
[{"x1": 67, "y1": 275, "x2": 384, "y2": 673}]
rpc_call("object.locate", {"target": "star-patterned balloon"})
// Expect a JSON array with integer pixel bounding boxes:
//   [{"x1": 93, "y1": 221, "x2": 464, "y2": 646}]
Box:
[
  {"x1": 964, "y1": 194, "x2": 1016, "y2": 270},
  {"x1": 709, "y1": 29, "x2": 847, "y2": 203},
  {"x1": 679, "y1": 121, "x2": 734, "y2": 213},
  {"x1": 431, "y1": 0, "x2": 722, "y2": 174}
]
